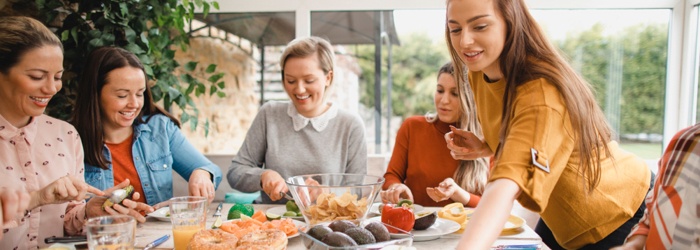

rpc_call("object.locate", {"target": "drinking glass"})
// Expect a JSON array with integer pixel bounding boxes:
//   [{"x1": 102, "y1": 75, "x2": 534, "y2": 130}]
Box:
[
  {"x1": 86, "y1": 215, "x2": 136, "y2": 250},
  {"x1": 169, "y1": 196, "x2": 207, "y2": 250}
]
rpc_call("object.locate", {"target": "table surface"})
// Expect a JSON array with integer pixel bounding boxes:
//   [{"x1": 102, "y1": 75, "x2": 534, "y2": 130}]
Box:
[{"x1": 135, "y1": 203, "x2": 544, "y2": 250}]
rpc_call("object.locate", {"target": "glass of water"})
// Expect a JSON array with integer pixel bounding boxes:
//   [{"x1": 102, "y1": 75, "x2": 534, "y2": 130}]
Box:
[{"x1": 86, "y1": 215, "x2": 136, "y2": 250}]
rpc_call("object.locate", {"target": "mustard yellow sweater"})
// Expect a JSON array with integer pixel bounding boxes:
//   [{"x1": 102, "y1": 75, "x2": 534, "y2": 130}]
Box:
[{"x1": 468, "y1": 71, "x2": 651, "y2": 249}]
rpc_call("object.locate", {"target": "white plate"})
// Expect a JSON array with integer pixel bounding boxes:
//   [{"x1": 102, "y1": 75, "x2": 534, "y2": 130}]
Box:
[
  {"x1": 221, "y1": 218, "x2": 306, "y2": 238},
  {"x1": 367, "y1": 216, "x2": 460, "y2": 242},
  {"x1": 147, "y1": 207, "x2": 170, "y2": 221},
  {"x1": 369, "y1": 203, "x2": 424, "y2": 216},
  {"x1": 266, "y1": 205, "x2": 303, "y2": 220}
]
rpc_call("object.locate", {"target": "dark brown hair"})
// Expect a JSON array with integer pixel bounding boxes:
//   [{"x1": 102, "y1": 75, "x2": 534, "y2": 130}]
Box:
[{"x1": 71, "y1": 46, "x2": 180, "y2": 169}]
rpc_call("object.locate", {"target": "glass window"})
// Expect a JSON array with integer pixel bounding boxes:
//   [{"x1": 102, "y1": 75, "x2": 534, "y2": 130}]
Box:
[{"x1": 531, "y1": 9, "x2": 670, "y2": 160}]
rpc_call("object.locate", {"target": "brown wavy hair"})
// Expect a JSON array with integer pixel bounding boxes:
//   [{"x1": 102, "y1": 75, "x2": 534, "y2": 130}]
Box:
[
  {"x1": 445, "y1": 0, "x2": 612, "y2": 192},
  {"x1": 0, "y1": 16, "x2": 62, "y2": 74},
  {"x1": 71, "y1": 46, "x2": 180, "y2": 170}
]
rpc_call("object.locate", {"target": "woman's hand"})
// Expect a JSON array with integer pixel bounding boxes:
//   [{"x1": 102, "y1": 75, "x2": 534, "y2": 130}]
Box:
[
  {"x1": 29, "y1": 175, "x2": 102, "y2": 209},
  {"x1": 86, "y1": 180, "x2": 154, "y2": 223},
  {"x1": 0, "y1": 187, "x2": 30, "y2": 232},
  {"x1": 445, "y1": 126, "x2": 493, "y2": 160},
  {"x1": 426, "y1": 178, "x2": 458, "y2": 202},
  {"x1": 380, "y1": 184, "x2": 413, "y2": 204},
  {"x1": 188, "y1": 169, "x2": 215, "y2": 203},
  {"x1": 609, "y1": 235, "x2": 646, "y2": 250},
  {"x1": 261, "y1": 170, "x2": 287, "y2": 201}
]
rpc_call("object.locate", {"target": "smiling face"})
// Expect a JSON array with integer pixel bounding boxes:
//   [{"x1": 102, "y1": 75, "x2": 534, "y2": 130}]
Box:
[
  {"x1": 283, "y1": 53, "x2": 332, "y2": 118},
  {"x1": 434, "y1": 72, "x2": 461, "y2": 124},
  {"x1": 99, "y1": 66, "x2": 146, "y2": 136},
  {"x1": 447, "y1": 0, "x2": 507, "y2": 81},
  {"x1": 0, "y1": 45, "x2": 63, "y2": 128}
]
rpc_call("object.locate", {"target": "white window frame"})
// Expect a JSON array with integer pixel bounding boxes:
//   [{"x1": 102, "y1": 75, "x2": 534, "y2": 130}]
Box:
[{"x1": 211, "y1": 0, "x2": 699, "y2": 149}]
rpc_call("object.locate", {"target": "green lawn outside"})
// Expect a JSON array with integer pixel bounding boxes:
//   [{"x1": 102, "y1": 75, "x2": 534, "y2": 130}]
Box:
[{"x1": 619, "y1": 141, "x2": 663, "y2": 160}]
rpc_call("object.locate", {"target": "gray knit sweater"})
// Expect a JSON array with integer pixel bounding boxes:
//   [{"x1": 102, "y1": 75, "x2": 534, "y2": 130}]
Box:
[{"x1": 227, "y1": 101, "x2": 367, "y2": 204}]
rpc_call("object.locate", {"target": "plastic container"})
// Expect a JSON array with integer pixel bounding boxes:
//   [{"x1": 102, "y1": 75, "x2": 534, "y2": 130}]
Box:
[
  {"x1": 286, "y1": 174, "x2": 384, "y2": 226},
  {"x1": 300, "y1": 220, "x2": 413, "y2": 250},
  {"x1": 224, "y1": 190, "x2": 260, "y2": 204}
]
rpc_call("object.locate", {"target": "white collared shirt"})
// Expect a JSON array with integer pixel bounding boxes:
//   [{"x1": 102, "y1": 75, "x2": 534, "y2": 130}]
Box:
[{"x1": 287, "y1": 102, "x2": 338, "y2": 132}]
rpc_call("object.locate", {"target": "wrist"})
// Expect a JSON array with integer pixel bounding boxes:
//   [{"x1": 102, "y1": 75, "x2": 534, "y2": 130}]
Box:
[{"x1": 28, "y1": 191, "x2": 42, "y2": 210}]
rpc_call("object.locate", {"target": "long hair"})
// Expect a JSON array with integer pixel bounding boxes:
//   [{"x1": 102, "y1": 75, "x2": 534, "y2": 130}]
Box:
[
  {"x1": 445, "y1": 0, "x2": 612, "y2": 192},
  {"x1": 427, "y1": 62, "x2": 489, "y2": 196},
  {"x1": 0, "y1": 16, "x2": 62, "y2": 74},
  {"x1": 71, "y1": 46, "x2": 180, "y2": 170}
]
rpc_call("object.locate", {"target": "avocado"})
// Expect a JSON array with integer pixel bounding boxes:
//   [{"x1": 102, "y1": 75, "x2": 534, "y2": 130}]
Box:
[
  {"x1": 413, "y1": 211, "x2": 437, "y2": 230},
  {"x1": 307, "y1": 225, "x2": 333, "y2": 241},
  {"x1": 328, "y1": 220, "x2": 356, "y2": 232},
  {"x1": 364, "y1": 221, "x2": 391, "y2": 242},
  {"x1": 344, "y1": 227, "x2": 376, "y2": 245},
  {"x1": 321, "y1": 232, "x2": 358, "y2": 247}
]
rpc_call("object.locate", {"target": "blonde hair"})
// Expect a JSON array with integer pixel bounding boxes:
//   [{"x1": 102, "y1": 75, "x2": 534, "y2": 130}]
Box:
[
  {"x1": 280, "y1": 36, "x2": 335, "y2": 100},
  {"x1": 445, "y1": 0, "x2": 612, "y2": 192},
  {"x1": 0, "y1": 16, "x2": 62, "y2": 74},
  {"x1": 427, "y1": 62, "x2": 489, "y2": 195}
]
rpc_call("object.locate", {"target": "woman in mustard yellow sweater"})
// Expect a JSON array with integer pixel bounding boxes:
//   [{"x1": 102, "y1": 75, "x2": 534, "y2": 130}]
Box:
[{"x1": 444, "y1": 0, "x2": 651, "y2": 249}]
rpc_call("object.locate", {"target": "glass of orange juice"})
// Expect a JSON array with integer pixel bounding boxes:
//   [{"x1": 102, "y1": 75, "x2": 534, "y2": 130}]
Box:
[
  {"x1": 169, "y1": 196, "x2": 207, "y2": 250},
  {"x1": 86, "y1": 215, "x2": 136, "y2": 250}
]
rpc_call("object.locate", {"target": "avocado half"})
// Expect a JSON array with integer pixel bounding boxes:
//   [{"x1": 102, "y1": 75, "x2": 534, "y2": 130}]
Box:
[{"x1": 413, "y1": 211, "x2": 437, "y2": 230}]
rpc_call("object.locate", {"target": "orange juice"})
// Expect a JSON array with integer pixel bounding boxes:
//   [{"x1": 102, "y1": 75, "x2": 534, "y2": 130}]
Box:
[{"x1": 172, "y1": 225, "x2": 203, "y2": 250}]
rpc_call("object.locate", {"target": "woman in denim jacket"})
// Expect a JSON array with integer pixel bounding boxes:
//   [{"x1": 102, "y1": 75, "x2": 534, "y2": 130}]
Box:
[{"x1": 72, "y1": 47, "x2": 222, "y2": 206}]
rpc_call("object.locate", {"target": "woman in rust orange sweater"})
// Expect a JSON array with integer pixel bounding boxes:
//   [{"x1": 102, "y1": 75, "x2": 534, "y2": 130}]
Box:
[{"x1": 381, "y1": 62, "x2": 489, "y2": 207}]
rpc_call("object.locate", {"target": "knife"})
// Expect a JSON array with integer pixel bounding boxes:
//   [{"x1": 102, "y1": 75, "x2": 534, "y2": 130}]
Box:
[
  {"x1": 44, "y1": 235, "x2": 87, "y2": 244},
  {"x1": 212, "y1": 202, "x2": 223, "y2": 229},
  {"x1": 213, "y1": 202, "x2": 223, "y2": 217},
  {"x1": 143, "y1": 234, "x2": 170, "y2": 250}
]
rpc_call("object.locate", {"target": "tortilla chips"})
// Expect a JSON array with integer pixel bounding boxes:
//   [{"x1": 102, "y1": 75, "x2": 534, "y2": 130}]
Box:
[{"x1": 302, "y1": 192, "x2": 369, "y2": 225}]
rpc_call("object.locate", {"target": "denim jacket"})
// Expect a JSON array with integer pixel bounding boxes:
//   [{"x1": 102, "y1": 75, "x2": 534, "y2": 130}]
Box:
[{"x1": 84, "y1": 114, "x2": 222, "y2": 205}]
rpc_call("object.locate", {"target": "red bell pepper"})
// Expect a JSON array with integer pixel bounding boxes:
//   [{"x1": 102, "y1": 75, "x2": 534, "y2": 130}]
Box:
[{"x1": 380, "y1": 203, "x2": 415, "y2": 233}]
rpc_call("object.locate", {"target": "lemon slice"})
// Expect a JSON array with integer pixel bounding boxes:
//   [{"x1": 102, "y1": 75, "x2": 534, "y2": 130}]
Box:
[{"x1": 211, "y1": 216, "x2": 223, "y2": 229}]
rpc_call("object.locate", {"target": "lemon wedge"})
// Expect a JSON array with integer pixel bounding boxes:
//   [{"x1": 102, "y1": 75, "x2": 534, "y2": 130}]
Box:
[{"x1": 211, "y1": 216, "x2": 222, "y2": 229}]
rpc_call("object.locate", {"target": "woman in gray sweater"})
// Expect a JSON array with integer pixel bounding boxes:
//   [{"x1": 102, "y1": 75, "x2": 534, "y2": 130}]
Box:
[{"x1": 227, "y1": 36, "x2": 367, "y2": 204}]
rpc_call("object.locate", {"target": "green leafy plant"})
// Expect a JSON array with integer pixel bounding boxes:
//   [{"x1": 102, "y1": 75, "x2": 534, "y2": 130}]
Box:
[{"x1": 33, "y1": 0, "x2": 225, "y2": 130}]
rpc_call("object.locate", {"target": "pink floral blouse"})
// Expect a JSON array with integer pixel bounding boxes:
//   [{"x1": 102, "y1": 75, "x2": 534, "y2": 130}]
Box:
[{"x1": 0, "y1": 114, "x2": 88, "y2": 249}]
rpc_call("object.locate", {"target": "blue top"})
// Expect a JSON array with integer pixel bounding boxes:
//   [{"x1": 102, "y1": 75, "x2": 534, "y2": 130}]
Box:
[{"x1": 84, "y1": 114, "x2": 222, "y2": 205}]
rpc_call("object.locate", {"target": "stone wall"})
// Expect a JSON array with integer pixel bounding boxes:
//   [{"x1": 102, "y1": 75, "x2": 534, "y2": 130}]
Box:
[
  {"x1": 172, "y1": 37, "x2": 259, "y2": 154},
  {"x1": 172, "y1": 37, "x2": 362, "y2": 155}
]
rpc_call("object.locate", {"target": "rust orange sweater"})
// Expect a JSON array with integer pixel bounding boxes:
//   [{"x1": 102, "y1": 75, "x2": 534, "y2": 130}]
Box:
[{"x1": 383, "y1": 116, "x2": 480, "y2": 207}]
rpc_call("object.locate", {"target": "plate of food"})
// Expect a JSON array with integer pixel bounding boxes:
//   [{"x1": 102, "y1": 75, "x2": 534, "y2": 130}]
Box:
[
  {"x1": 463, "y1": 210, "x2": 525, "y2": 234},
  {"x1": 369, "y1": 202, "x2": 424, "y2": 216},
  {"x1": 147, "y1": 207, "x2": 170, "y2": 221},
  {"x1": 266, "y1": 203, "x2": 303, "y2": 220},
  {"x1": 220, "y1": 218, "x2": 305, "y2": 239},
  {"x1": 366, "y1": 216, "x2": 460, "y2": 241}
]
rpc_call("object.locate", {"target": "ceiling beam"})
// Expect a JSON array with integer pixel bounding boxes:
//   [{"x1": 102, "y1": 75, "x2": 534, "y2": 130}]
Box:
[{"x1": 211, "y1": 0, "x2": 681, "y2": 13}]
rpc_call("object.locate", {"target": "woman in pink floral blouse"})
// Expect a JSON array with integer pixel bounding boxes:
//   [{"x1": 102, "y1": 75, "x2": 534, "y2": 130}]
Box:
[{"x1": 0, "y1": 16, "x2": 151, "y2": 249}]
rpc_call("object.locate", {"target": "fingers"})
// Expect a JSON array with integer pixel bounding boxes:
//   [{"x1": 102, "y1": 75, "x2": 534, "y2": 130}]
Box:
[
  {"x1": 380, "y1": 184, "x2": 413, "y2": 204},
  {"x1": 0, "y1": 189, "x2": 23, "y2": 224},
  {"x1": 105, "y1": 179, "x2": 131, "y2": 194},
  {"x1": 152, "y1": 201, "x2": 170, "y2": 210}
]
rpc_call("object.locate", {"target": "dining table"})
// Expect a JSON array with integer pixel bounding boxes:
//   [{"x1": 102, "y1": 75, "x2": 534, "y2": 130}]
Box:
[{"x1": 134, "y1": 203, "x2": 545, "y2": 250}]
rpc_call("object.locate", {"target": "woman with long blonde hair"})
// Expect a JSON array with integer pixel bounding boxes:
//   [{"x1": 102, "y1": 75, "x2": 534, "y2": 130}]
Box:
[
  {"x1": 381, "y1": 62, "x2": 489, "y2": 207},
  {"x1": 443, "y1": 0, "x2": 652, "y2": 249}
]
